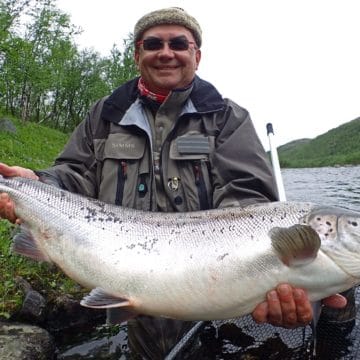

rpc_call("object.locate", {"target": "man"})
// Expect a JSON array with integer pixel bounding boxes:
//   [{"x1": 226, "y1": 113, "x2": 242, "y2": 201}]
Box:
[{"x1": 0, "y1": 7, "x2": 346, "y2": 359}]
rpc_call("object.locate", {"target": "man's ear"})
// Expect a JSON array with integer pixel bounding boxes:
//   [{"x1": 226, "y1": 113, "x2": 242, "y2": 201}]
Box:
[
  {"x1": 195, "y1": 49, "x2": 201, "y2": 70},
  {"x1": 134, "y1": 50, "x2": 140, "y2": 65}
]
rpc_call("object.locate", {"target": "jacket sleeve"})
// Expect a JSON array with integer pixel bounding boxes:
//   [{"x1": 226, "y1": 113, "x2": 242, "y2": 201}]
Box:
[
  {"x1": 36, "y1": 98, "x2": 106, "y2": 197},
  {"x1": 211, "y1": 99, "x2": 279, "y2": 208}
]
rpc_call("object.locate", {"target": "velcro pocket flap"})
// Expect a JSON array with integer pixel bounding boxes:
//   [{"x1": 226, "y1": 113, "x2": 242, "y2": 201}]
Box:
[{"x1": 170, "y1": 134, "x2": 212, "y2": 160}]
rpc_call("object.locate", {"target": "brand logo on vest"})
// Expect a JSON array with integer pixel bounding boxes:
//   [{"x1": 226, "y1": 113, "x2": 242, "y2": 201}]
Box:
[{"x1": 112, "y1": 143, "x2": 136, "y2": 149}]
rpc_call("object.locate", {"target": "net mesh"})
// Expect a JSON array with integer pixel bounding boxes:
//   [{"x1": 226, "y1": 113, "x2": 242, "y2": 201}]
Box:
[{"x1": 171, "y1": 287, "x2": 358, "y2": 360}]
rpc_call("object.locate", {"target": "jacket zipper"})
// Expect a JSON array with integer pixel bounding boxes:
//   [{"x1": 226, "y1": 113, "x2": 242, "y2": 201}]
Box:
[
  {"x1": 115, "y1": 160, "x2": 127, "y2": 205},
  {"x1": 193, "y1": 161, "x2": 210, "y2": 210}
]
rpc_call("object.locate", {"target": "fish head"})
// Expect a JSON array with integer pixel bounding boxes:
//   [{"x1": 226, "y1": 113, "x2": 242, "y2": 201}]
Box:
[
  {"x1": 303, "y1": 206, "x2": 360, "y2": 277},
  {"x1": 304, "y1": 206, "x2": 360, "y2": 244}
]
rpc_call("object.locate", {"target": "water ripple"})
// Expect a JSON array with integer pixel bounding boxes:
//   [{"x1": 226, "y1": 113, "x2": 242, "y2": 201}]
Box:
[{"x1": 281, "y1": 165, "x2": 360, "y2": 212}]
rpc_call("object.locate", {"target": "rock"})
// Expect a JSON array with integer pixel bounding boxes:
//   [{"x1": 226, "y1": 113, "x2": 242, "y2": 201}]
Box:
[
  {"x1": 0, "y1": 118, "x2": 17, "y2": 133},
  {"x1": 14, "y1": 277, "x2": 47, "y2": 323},
  {"x1": 0, "y1": 321, "x2": 55, "y2": 360},
  {"x1": 45, "y1": 294, "x2": 106, "y2": 335}
]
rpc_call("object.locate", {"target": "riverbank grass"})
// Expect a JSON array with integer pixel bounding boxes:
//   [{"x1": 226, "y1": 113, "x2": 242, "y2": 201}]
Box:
[{"x1": 0, "y1": 115, "x2": 82, "y2": 319}]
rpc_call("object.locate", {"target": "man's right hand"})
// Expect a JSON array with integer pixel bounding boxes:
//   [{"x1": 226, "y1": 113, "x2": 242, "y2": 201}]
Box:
[{"x1": 0, "y1": 162, "x2": 38, "y2": 223}]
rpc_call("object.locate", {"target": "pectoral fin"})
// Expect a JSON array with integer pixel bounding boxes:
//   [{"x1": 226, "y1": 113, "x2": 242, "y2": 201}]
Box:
[
  {"x1": 12, "y1": 226, "x2": 49, "y2": 262},
  {"x1": 270, "y1": 224, "x2": 321, "y2": 267}
]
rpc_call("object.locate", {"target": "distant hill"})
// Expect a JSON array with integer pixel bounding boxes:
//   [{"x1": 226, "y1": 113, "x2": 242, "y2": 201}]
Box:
[{"x1": 276, "y1": 117, "x2": 360, "y2": 168}]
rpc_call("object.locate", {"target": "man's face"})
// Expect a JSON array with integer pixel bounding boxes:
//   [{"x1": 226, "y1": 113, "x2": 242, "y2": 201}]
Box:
[{"x1": 135, "y1": 25, "x2": 201, "y2": 94}]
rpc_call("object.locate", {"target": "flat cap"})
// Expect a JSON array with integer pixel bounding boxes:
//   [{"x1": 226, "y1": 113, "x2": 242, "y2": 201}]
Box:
[{"x1": 134, "y1": 7, "x2": 202, "y2": 48}]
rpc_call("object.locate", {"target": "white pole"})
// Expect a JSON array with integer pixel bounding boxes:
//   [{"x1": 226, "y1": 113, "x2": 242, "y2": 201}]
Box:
[{"x1": 266, "y1": 123, "x2": 287, "y2": 201}]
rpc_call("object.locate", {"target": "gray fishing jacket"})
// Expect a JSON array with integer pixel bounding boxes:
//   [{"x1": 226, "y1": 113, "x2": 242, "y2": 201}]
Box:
[{"x1": 39, "y1": 75, "x2": 278, "y2": 211}]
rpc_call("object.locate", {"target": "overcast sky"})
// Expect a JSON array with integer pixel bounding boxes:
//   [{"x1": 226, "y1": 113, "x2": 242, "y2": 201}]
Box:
[{"x1": 56, "y1": 0, "x2": 360, "y2": 149}]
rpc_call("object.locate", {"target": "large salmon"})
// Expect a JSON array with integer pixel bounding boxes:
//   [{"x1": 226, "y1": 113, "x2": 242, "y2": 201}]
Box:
[{"x1": 1, "y1": 176, "x2": 359, "y2": 321}]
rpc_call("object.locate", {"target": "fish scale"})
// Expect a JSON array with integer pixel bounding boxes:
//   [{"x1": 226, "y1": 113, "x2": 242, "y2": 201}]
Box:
[{"x1": 1, "y1": 176, "x2": 360, "y2": 321}]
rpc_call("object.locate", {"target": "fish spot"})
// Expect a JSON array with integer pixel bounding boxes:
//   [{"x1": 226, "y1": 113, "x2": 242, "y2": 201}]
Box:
[{"x1": 217, "y1": 253, "x2": 229, "y2": 261}]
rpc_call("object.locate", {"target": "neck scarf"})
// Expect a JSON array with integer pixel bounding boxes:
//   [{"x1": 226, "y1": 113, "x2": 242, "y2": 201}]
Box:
[{"x1": 138, "y1": 77, "x2": 168, "y2": 103}]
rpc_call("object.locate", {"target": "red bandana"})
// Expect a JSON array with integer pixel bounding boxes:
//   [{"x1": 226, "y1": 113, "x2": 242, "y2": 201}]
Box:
[{"x1": 138, "y1": 78, "x2": 168, "y2": 103}]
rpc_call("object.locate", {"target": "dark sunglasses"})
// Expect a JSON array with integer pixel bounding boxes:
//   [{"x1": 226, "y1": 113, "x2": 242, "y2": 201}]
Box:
[{"x1": 137, "y1": 36, "x2": 196, "y2": 51}]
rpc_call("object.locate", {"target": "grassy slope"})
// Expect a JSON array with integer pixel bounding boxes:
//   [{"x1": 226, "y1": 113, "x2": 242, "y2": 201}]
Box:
[
  {"x1": 0, "y1": 115, "x2": 81, "y2": 319},
  {"x1": 278, "y1": 117, "x2": 360, "y2": 168}
]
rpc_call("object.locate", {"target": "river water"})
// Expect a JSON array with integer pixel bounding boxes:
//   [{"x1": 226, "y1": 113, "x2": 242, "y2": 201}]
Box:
[{"x1": 282, "y1": 165, "x2": 360, "y2": 211}]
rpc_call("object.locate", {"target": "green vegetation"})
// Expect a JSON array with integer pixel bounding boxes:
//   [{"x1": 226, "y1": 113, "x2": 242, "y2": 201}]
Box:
[
  {"x1": 0, "y1": 0, "x2": 135, "y2": 320},
  {"x1": 0, "y1": 116, "x2": 68, "y2": 168},
  {"x1": 278, "y1": 117, "x2": 360, "y2": 168},
  {"x1": 0, "y1": 0, "x2": 138, "y2": 132},
  {"x1": 0, "y1": 117, "x2": 84, "y2": 319}
]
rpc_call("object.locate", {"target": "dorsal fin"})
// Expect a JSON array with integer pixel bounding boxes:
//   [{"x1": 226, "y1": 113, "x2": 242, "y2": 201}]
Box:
[{"x1": 270, "y1": 224, "x2": 321, "y2": 267}]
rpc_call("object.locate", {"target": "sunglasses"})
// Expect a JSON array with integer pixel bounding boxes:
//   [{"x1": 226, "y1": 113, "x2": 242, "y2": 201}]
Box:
[{"x1": 137, "y1": 36, "x2": 196, "y2": 51}]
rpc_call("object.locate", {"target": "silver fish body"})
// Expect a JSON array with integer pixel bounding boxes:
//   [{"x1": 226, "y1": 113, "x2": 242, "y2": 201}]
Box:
[{"x1": 1, "y1": 176, "x2": 360, "y2": 321}]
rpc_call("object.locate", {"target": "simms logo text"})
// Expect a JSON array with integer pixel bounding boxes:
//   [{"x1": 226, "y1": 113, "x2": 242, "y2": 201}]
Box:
[{"x1": 112, "y1": 143, "x2": 136, "y2": 149}]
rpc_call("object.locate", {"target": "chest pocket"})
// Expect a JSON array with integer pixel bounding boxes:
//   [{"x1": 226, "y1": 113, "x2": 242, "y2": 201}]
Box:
[
  {"x1": 169, "y1": 134, "x2": 214, "y2": 211},
  {"x1": 95, "y1": 133, "x2": 148, "y2": 206}
]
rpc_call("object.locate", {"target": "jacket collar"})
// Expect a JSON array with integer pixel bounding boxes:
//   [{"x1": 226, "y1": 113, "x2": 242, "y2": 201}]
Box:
[{"x1": 101, "y1": 75, "x2": 225, "y2": 124}]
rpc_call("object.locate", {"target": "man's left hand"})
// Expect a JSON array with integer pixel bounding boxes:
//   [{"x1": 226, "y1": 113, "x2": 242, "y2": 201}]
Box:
[{"x1": 252, "y1": 284, "x2": 347, "y2": 328}]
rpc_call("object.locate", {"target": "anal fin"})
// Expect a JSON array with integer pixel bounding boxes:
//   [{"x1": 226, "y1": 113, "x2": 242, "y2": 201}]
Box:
[
  {"x1": 81, "y1": 288, "x2": 137, "y2": 324},
  {"x1": 81, "y1": 287, "x2": 132, "y2": 309}
]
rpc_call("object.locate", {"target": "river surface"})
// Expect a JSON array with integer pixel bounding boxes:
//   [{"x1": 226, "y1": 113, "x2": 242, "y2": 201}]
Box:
[{"x1": 282, "y1": 165, "x2": 360, "y2": 211}]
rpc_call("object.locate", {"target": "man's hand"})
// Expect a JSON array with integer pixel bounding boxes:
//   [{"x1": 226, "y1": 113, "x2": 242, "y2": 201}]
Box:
[
  {"x1": 0, "y1": 162, "x2": 38, "y2": 223},
  {"x1": 0, "y1": 162, "x2": 38, "y2": 179},
  {"x1": 252, "y1": 284, "x2": 347, "y2": 328}
]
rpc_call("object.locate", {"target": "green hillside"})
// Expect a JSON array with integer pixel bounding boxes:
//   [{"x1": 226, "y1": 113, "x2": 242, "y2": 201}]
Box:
[
  {"x1": 278, "y1": 117, "x2": 360, "y2": 168},
  {"x1": 0, "y1": 116, "x2": 69, "y2": 169},
  {"x1": 0, "y1": 115, "x2": 73, "y2": 319}
]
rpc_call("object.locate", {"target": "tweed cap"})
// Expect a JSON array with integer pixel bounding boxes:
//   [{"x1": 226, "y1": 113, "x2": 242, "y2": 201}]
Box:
[{"x1": 134, "y1": 7, "x2": 202, "y2": 48}]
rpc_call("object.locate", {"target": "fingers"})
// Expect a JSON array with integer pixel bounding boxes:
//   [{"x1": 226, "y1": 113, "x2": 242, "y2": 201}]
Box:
[
  {"x1": 252, "y1": 301, "x2": 269, "y2": 324},
  {"x1": 0, "y1": 163, "x2": 35, "y2": 224},
  {"x1": 0, "y1": 192, "x2": 18, "y2": 223},
  {"x1": 293, "y1": 288, "x2": 313, "y2": 326},
  {"x1": 252, "y1": 284, "x2": 313, "y2": 328},
  {"x1": 0, "y1": 162, "x2": 38, "y2": 180},
  {"x1": 322, "y1": 294, "x2": 347, "y2": 308}
]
